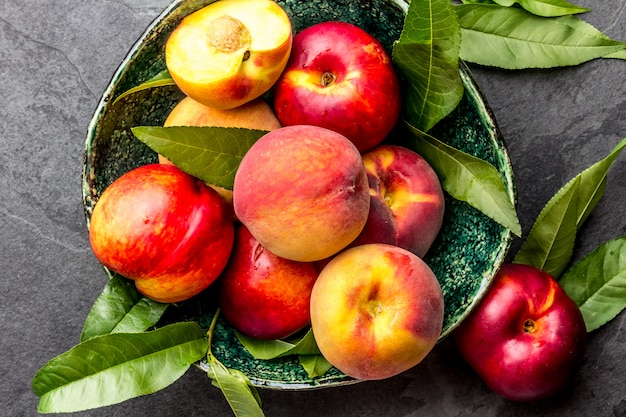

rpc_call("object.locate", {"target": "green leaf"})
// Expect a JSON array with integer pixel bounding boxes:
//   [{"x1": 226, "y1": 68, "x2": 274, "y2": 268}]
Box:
[
  {"x1": 404, "y1": 122, "x2": 521, "y2": 236},
  {"x1": 514, "y1": 138, "x2": 626, "y2": 277},
  {"x1": 237, "y1": 329, "x2": 331, "y2": 378},
  {"x1": 237, "y1": 328, "x2": 321, "y2": 360},
  {"x1": 33, "y1": 322, "x2": 207, "y2": 413},
  {"x1": 456, "y1": 4, "x2": 626, "y2": 68},
  {"x1": 132, "y1": 125, "x2": 266, "y2": 189},
  {"x1": 297, "y1": 354, "x2": 334, "y2": 379},
  {"x1": 205, "y1": 309, "x2": 264, "y2": 417},
  {"x1": 80, "y1": 273, "x2": 168, "y2": 342},
  {"x1": 560, "y1": 236, "x2": 626, "y2": 332},
  {"x1": 513, "y1": 177, "x2": 580, "y2": 277},
  {"x1": 604, "y1": 48, "x2": 626, "y2": 60},
  {"x1": 462, "y1": 0, "x2": 590, "y2": 16},
  {"x1": 392, "y1": 0, "x2": 464, "y2": 131},
  {"x1": 207, "y1": 360, "x2": 265, "y2": 417},
  {"x1": 492, "y1": 0, "x2": 516, "y2": 6},
  {"x1": 113, "y1": 70, "x2": 175, "y2": 106},
  {"x1": 517, "y1": 0, "x2": 589, "y2": 17},
  {"x1": 237, "y1": 334, "x2": 296, "y2": 360}
]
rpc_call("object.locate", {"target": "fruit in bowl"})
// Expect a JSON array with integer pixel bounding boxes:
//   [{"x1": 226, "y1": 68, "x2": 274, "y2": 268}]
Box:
[
  {"x1": 219, "y1": 224, "x2": 319, "y2": 340},
  {"x1": 165, "y1": 0, "x2": 293, "y2": 110},
  {"x1": 353, "y1": 144, "x2": 445, "y2": 257},
  {"x1": 83, "y1": 0, "x2": 515, "y2": 390},
  {"x1": 88, "y1": 163, "x2": 235, "y2": 304},
  {"x1": 273, "y1": 20, "x2": 402, "y2": 152},
  {"x1": 158, "y1": 95, "x2": 282, "y2": 205},
  {"x1": 233, "y1": 124, "x2": 371, "y2": 262},
  {"x1": 310, "y1": 243, "x2": 444, "y2": 380},
  {"x1": 160, "y1": 96, "x2": 281, "y2": 134}
]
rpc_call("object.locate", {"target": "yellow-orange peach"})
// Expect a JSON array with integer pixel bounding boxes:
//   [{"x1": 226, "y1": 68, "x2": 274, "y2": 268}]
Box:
[
  {"x1": 233, "y1": 125, "x2": 370, "y2": 262},
  {"x1": 161, "y1": 96, "x2": 281, "y2": 132},
  {"x1": 158, "y1": 96, "x2": 282, "y2": 205},
  {"x1": 165, "y1": 0, "x2": 292, "y2": 109},
  {"x1": 310, "y1": 243, "x2": 444, "y2": 380}
]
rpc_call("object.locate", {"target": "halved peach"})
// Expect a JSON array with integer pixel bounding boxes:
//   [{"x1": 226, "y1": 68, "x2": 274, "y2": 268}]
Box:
[{"x1": 165, "y1": 0, "x2": 292, "y2": 109}]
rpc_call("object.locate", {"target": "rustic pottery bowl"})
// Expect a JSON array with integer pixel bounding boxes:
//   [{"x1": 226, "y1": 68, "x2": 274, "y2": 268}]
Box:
[{"x1": 83, "y1": 0, "x2": 515, "y2": 390}]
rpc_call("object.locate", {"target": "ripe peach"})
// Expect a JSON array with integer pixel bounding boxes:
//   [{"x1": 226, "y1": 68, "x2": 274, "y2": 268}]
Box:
[
  {"x1": 158, "y1": 96, "x2": 282, "y2": 204},
  {"x1": 165, "y1": 0, "x2": 292, "y2": 109},
  {"x1": 161, "y1": 96, "x2": 282, "y2": 132},
  {"x1": 353, "y1": 145, "x2": 445, "y2": 257},
  {"x1": 233, "y1": 125, "x2": 370, "y2": 262},
  {"x1": 219, "y1": 224, "x2": 319, "y2": 340},
  {"x1": 310, "y1": 243, "x2": 444, "y2": 380},
  {"x1": 89, "y1": 164, "x2": 234, "y2": 303},
  {"x1": 273, "y1": 21, "x2": 401, "y2": 152}
]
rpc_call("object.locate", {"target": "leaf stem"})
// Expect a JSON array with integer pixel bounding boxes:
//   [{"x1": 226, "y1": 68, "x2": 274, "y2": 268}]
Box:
[{"x1": 207, "y1": 308, "x2": 221, "y2": 359}]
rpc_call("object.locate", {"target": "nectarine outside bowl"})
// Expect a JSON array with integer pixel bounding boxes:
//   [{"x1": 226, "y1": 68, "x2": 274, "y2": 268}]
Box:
[{"x1": 83, "y1": 0, "x2": 515, "y2": 389}]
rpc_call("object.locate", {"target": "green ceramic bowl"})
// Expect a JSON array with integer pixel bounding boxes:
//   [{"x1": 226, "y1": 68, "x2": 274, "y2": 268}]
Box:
[{"x1": 83, "y1": 0, "x2": 515, "y2": 390}]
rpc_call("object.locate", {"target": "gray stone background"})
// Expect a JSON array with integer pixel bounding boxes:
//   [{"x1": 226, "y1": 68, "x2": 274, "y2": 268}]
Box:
[{"x1": 1, "y1": 0, "x2": 625, "y2": 416}]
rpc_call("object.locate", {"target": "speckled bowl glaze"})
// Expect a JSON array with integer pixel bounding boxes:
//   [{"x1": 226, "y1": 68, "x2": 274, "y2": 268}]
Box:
[{"x1": 83, "y1": 0, "x2": 515, "y2": 390}]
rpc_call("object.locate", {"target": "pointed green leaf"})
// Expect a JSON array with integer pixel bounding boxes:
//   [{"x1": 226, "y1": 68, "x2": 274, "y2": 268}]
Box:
[
  {"x1": 514, "y1": 177, "x2": 580, "y2": 277},
  {"x1": 132, "y1": 125, "x2": 267, "y2": 189},
  {"x1": 237, "y1": 328, "x2": 321, "y2": 360},
  {"x1": 464, "y1": 0, "x2": 589, "y2": 16},
  {"x1": 517, "y1": 0, "x2": 590, "y2": 17},
  {"x1": 565, "y1": 138, "x2": 626, "y2": 228},
  {"x1": 207, "y1": 359, "x2": 265, "y2": 417},
  {"x1": 81, "y1": 273, "x2": 168, "y2": 342},
  {"x1": 560, "y1": 236, "x2": 626, "y2": 332},
  {"x1": 604, "y1": 49, "x2": 626, "y2": 60},
  {"x1": 236, "y1": 333, "x2": 296, "y2": 360},
  {"x1": 297, "y1": 355, "x2": 334, "y2": 379},
  {"x1": 113, "y1": 70, "x2": 175, "y2": 105},
  {"x1": 492, "y1": 0, "x2": 516, "y2": 6},
  {"x1": 33, "y1": 322, "x2": 207, "y2": 413},
  {"x1": 515, "y1": 138, "x2": 626, "y2": 277},
  {"x1": 456, "y1": 4, "x2": 626, "y2": 68},
  {"x1": 237, "y1": 329, "x2": 330, "y2": 378},
  {"x1": 392, "y1": 0, "x2": 464, "y2": 131},
  {"x1": 404, "y1": 122, "x2": 521, "y2": 236}
]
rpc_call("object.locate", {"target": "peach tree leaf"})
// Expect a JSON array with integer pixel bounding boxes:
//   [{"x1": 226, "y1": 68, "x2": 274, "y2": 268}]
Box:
[
  {"x1": 113, "y1": 69, "x2": 175, "y2": 106},
  {"x1": 206, "y1": 310, "x2": 264, "y2": 417},
  {"x1": 559, "y1": 236, "x2": 626, "y2": 332},
  {"x1": 456, "y1": 4, "x2": 626, "y2": 68},
  {"x1": 516, "y1": 0, "x2": 589, "y2": 16},
  {"x1": 404, "y1": 122, "x2": 521, "y2": 236},
  {"x1": 207, "y1": 360, "x2": 265, "y2": 417},
  {"x1": 236, "y1": 333, "x2": 296, "y2": 360},
  {"x1": 604, "y1": 49, "x2": 626, "y2": 60},
  {"x1": 461, "y1": 0, "x2": 589, "y2": 17},
  {"x1": 32, "y1": 323, "x2": 207, "y2": 414},
  {"x1": 297, "y1": 354, "x2": 333, "y2": 379},
  {"x1": 513, "y1": 177, "x2": 580, "y2": 278},
  {"x1": 237, "y1": 329, "x2": 330, "y2": 378},
  {"x1": 236, "y1": 328, "x2": 321, "y2": 360},
  {"x1": 392, "y1": 0, "x2": 464, "y2": 131},
  {"x1": 132, "y1": 125, "x2": 267, "y2": 189},
  {"x1": 515, "y1": 138, "x2": 626, "y2": 277},
  {"x1": 80, "y1": 273, "x2": 168, "y2": 342}
]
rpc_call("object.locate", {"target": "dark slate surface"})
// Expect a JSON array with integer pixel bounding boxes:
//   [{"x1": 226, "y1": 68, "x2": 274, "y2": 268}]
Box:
[{"x1": 1, "y1": 0, "x2": 625, "y2": 416}]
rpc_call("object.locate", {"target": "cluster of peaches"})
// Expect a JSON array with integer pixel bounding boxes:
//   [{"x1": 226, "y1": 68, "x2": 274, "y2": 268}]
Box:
[{"x1": 88, "y1": 0, "x2": 447, "y2": 381}]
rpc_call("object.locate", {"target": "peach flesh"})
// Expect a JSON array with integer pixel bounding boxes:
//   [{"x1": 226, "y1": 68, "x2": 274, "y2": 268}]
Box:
[{"x1": 165, "y1": 0, "x2": 292, "y2": 109}]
